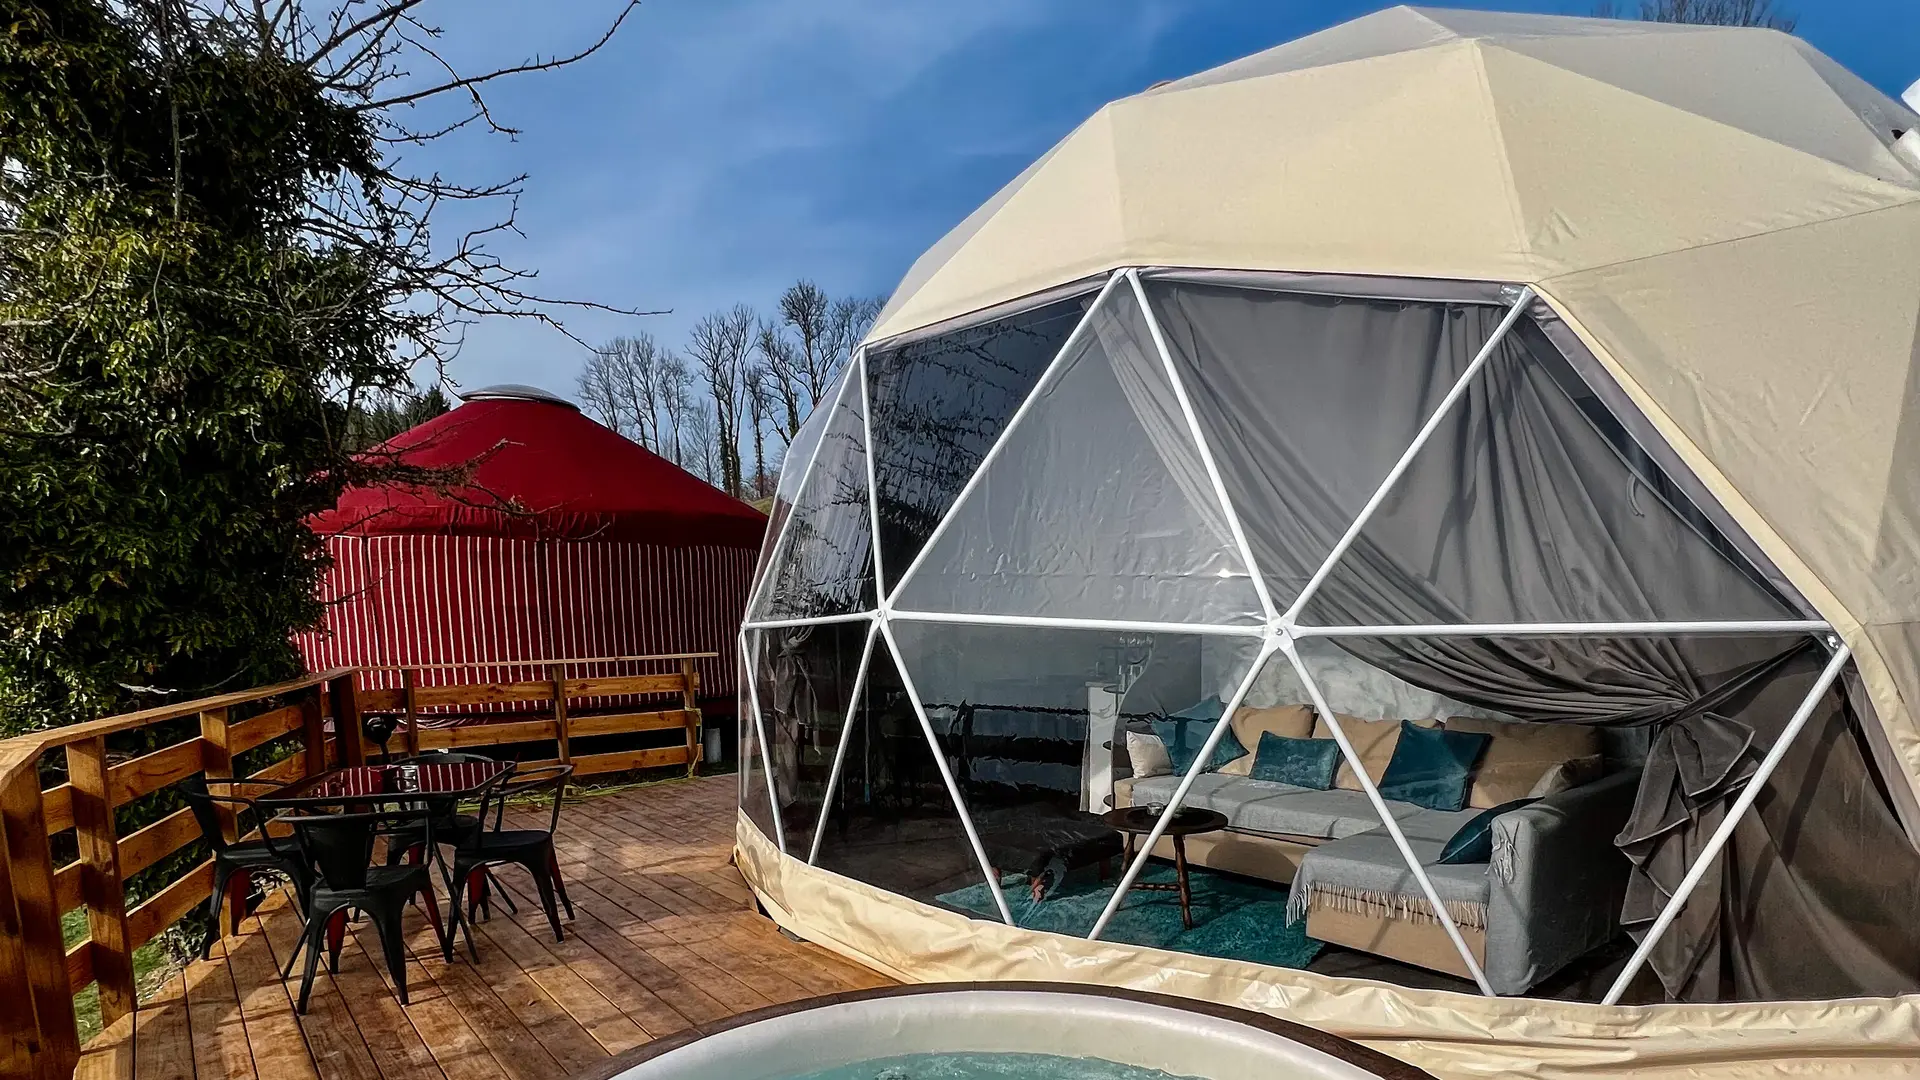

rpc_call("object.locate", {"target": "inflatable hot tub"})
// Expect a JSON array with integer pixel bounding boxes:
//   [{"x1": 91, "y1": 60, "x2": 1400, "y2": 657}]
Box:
[{"x1": 581, "y1": 983, "x2": 1431, "y2": 1080}]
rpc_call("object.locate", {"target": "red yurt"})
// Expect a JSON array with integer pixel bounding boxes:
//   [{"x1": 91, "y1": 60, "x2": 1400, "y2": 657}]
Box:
[{"x1": 298, "y1": 384, "x2": 765, "y2": 721}]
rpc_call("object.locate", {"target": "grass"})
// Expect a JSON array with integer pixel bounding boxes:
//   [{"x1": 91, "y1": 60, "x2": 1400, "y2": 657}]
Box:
[{"x1": 63, "y1": 907, "x2": 180, "y2": 1045}]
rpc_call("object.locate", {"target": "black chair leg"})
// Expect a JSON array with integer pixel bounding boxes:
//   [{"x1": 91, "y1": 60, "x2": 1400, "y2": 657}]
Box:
[
  {"x1": 281, "y1": 912, "x2": 313, "y2": 979},
  {"x1": 296, "y1": 916, "x2": 328, "y2": 1014},
  {"x1": 527, "y1": 858, "x2": 564, "y2": 942},
  {"x1": 546, "y1": 848, "x2": 574, "y2": 921},
  {"x1": 491, "y1": 871, "x2": 519, "y2": 917},
  {"x1": 449, "y1": 867, "x2": 482, "y2": 961},
  {"x1": 326, "y1": 909, "x2": 349, "y2": 974},
  {"x1": 367, "y1": 907, "x2": 411, "y2": 1006},
  {"x1": 205, "y1": 864, "x2": 234, "y2": 960}
]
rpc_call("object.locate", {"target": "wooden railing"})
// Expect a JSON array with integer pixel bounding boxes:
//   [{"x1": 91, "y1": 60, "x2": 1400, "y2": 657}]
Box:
[{"x1": 0, "y1": 654, "x2": 711, "y2": 1080}]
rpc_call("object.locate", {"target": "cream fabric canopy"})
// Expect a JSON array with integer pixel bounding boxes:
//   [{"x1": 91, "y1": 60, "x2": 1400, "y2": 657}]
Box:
[{"x1": 863, "y1": 5, "x2": 1920, "y2": 817}]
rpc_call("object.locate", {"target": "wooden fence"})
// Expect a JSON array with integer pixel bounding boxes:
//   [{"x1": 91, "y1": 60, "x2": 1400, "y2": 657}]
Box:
[{"x1": 0, "y1": 654, "x2": 710, "y2": 1080}]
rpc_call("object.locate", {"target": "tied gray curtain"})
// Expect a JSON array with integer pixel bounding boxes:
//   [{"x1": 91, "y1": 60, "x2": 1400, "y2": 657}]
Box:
[{"x1": 1150, "y1": 279, "x2": 1920, "y2": 1001}]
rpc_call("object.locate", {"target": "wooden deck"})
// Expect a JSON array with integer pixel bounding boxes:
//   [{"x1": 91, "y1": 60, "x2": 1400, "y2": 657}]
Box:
[{"x1": 71, "y1": 775, "x2": 890, "y2": 1080}]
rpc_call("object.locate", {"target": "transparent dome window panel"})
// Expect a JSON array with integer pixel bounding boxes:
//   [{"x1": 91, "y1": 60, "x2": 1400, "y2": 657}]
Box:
[
  {"x1": 1143, "y1": 279, "x2": 1513, "y2": 612},
  {"x1": 866, "y1": 293, "x2": 1093, "y2": 596},
  {"x1": 740, "y1": 635, "x2": 779, "y2": 844},
  {"x1": 751, "y1": 368, "x2": 877, "y2": 621},
  {"x1": 809, "y1": 635, "x2": 996, "y2": 906},
  {"x1": 892, "y1": 283, "x2": 1263, "y2": 627},
  {"x1": 752, "y1": 620, "x2": 876, "y2": 845},
  {"x1": 749, "y1": 384, "x2": 837, "y2": 596},
  {"x1": 1299, "y1": 317, "x2": 1800, "y2": 628},
  {"x1": 887, "y1": 618, "x2": 1259, "y2": 939},
  {"x1": 1279, "y1": 630, "x2": 1918, "y2": 1004}
]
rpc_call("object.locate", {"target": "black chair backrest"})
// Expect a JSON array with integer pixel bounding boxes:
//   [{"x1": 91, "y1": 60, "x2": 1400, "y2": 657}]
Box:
[
  {"x1": 477, "y1": 764, "x2": 573, "y2": 838},
  {"x1": 182, "y1": 775, "x2": 228, "y2": 852},
  {"x1": 287, "y1": 807, "x2": 434, "y2": 890},
  {"x1": 182, "y1": 775, "x2": 288, "y2": 854}
]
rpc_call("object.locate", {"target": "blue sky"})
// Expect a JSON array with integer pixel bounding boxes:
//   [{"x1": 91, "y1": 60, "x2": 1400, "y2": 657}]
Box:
[{"x1": 407, "y1": 0, "x2": 1920, "y2": 396}]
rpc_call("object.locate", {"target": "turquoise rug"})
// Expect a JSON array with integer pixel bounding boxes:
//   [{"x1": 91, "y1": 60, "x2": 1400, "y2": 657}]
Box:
[{"x1": 936, "y1": 863, "x2": 1323, "y2": 970}]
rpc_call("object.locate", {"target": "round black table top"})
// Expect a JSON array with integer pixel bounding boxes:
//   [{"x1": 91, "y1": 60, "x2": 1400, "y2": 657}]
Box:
[
  {"x1": 258, "y1": 761, "x2": 511, "y2": 807},
  {"x1": 1101, "y1": 806, "x2": 1228, "y2": 836}
]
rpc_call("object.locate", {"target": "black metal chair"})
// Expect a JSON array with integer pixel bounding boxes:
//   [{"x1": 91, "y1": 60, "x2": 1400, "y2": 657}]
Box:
[
  {"x1": 181, "y1": 776, "x2": 313, "y2": 959},
  {"x1": 446, "y1": 764, "x2": 575, "y2": 956},
  {"x1": 277, "y1": 806, "x2": 448, "y2": 1013}
]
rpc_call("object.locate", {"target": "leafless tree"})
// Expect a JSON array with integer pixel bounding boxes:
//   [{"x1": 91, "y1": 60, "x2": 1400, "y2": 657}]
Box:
[
  {"x1": 658, "y1": 354, "x2": 694, "y2": 467},
  {"x1": 756, "y1": 318, "x2": 805, "y2": 440},
  {"x1": 1593, "y1": 0, "x2": 1796, "y2": 30},
  {"x1": 760, "y1": 281, "x2": 884, "y2": 444},
  {"x1": 685, "y1": 305, "x2": 756, "y2": 496},
  {"x1": 577, "y1": 347, "x2": 629, "y2": 438},
  {"x1": 745, "y1": 364, "x2": 773, "y2": 498},
  {"x1": 681, "y1": 401, "x2": 719, "y2": 486},
  {"x1": 577, "y1": 333, "x2": 677, "y2": 452}
]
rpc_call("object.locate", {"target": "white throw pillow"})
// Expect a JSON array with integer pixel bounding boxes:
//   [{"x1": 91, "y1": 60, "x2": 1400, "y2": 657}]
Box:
[
  {"x1": 1527, "y1": 754, "x2": 1605, "y2": 799},
  {"x1": 1125, "y1": 731, "x2": 1173, "y2": 779}
]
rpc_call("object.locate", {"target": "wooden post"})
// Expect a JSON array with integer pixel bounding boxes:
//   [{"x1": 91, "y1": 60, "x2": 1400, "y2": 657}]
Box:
[
  {"x1": 0, "y1": 822, "x2": 39, "y2": 1076},
  {"x1": 67, "y1": 738, "x2": 135, "y2": 1027},
  {"x1": 402, "y1": 668, "x2": 422, "y2": 757},
  {"x1": 300, "y1": 687, "x2": 327, "y2": 778},
  {"x1": 199, "y1": 708, "x2": 238, "y2": 844},
  {"x1": 681, "y1": 658, "x2": 701, "y2": 777},
  {"x1": 0, "y1": 767, "x2": 79, "y2": 1078},
  {"x1": 330, "y1": 672, "x2": 366, "y2": 767},
  {"x1": 549, "y1": 662, "x2": 572, "y2": 765}
]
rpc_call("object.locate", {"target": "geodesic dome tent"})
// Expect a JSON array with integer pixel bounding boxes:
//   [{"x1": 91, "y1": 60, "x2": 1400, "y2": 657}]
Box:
[{"x1": 735, "y1": 8, "x2": 1920, "y2": 1076}]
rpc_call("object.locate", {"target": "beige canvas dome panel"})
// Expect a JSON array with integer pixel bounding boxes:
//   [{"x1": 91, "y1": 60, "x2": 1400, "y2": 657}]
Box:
[
  {"x1": 1542, "y1": 200, "x2": 1920, "y2": 785},
  {"x1": 859, "y1": 4, "x2": 1920, "y2": 812}
]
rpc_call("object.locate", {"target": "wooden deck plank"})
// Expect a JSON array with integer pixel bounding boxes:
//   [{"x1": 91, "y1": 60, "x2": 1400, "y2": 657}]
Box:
[
  {"x1": 477, "y1": 899, "x2": 692, "y2": 1042},
  {"x1": 394, "y1": 906, "x2": 567, "y2": 1080},
  {"x1": 468, "y1": 902, "x2": 651, "y2": 1055},
  {"x1": 248, "y1": 898, "x2": 384, "y2": 1080},
  {"x1": 84, "y1": 775, "x2": 892, "y2": 1080},
  {"x1": 345, "y1": 905, "x2": 497, "y2": 1080},
  {"x1": 183, "y1": 940, "x2": 257, "y2": 1080},
  {"x1": 222, "y1": 914, "x2": 322, "y2": 1080},
  {"x1": 75, "y1": 1010, "x2": 136, "y2": 1080},
  {"x1": 445, "y1": 903, "x2": 609, "y2": 1076},
  {"x1": 512, "y1": 891, "x2": 734, "y2": 1026},
  {"x1": 132, "y1": 971, "x2": 194, "y2": 1080},
  {"x1": 560, "y1": 871, "x2": 775, "y2": 1014},
  {"x1": 542, "y1": 867, "x2": 814, "y2": 1006}
]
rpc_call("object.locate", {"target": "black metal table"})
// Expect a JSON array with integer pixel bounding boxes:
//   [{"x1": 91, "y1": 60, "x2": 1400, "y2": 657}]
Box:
[{"x1": 259, "y1": 761, "x2": 512, "y2": 808}]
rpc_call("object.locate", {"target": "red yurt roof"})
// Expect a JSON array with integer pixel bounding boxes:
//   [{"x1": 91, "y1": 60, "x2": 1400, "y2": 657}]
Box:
[{"x1": 312, "y1": 386, "x2": 766, "y2": 548}]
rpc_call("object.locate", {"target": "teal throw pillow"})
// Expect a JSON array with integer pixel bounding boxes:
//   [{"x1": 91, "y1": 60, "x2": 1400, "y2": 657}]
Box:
[
  {"x1": 1150, "y1": 696, "x2": 1244, "y2": 775},
  {"x1": 1249, "y1": 732, "x2": 1341, "y2": 790},
  {"x1": 1437, "y1": 797, "x2": 1540, "y2": 865},
  {"x1": 1377, "y1": 720, "x2": 1492, "y2": 812}
]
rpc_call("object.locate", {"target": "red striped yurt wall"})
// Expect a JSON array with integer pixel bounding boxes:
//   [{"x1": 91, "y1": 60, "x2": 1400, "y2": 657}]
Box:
[{"x1": 296, "y1": 533, "x2": 753, "y2": 715}]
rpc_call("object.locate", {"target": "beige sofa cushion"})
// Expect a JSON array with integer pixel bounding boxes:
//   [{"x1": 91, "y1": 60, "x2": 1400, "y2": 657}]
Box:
[
  {"x1": 1445, "y1": 716, "x2": 1603, "y2": 808},
  {"x1": 1311, "y1": 714, "x2": 1435, "y2": 791},
  {"x1": 1124, "y1": 730, "x2": 1173, "y2": 779},
  {"x1": 1216, "y1": 704, "x2": 1315, "y2": 776}
]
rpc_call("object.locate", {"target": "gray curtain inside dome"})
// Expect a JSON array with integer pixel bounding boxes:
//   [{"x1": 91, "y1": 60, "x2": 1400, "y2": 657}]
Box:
[{"x1": 1148, "y1": 279, "x2": 1920, "y2": 1001}]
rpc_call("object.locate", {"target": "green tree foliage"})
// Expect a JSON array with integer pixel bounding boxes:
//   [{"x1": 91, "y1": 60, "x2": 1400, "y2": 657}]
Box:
[
  {"x1": 0, "y1": 1, "x2": 636, "y2": 735},
  {"x1": 345, "y1": 385, "x2": 453, "y2": 451}
]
